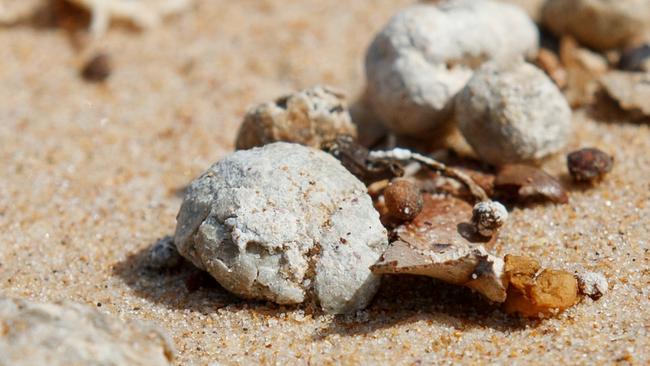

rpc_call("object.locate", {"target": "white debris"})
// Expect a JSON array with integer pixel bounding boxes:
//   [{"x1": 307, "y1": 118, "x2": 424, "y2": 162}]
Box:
[
  {"x1": 456, "y1": 60, "x2": 571, "y2": 165},
  {"x1": 67, "y1": 0, "x2": 193, "y2": 36},
  {"x1": 174, "y1": 142, "x2": 388, "y2": 314},
  {"x1": 577, "y1": 271, "x2": 608, "y2": 300},
  {"x1": 364, "y1": 0, "x2": 538, "y2": 137}
]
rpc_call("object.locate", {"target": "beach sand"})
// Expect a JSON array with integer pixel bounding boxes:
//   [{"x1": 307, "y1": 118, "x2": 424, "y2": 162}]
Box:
[{"x1": 0, "y1": 1, "x2": 648, "y2": 364}]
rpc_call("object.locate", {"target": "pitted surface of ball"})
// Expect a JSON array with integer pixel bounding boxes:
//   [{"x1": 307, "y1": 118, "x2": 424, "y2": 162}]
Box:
[{"x1": 174, "y1": 142, "x2": 388, "y2": 314}]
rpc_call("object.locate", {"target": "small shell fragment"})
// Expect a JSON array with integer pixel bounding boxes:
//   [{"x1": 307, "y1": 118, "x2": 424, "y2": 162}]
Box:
[
  {"x1": 472, "y1": 201, "x2": 508, "y2": 237},
  {"x1": 494, "y1": 164, "x2": 569, "y2": 204},
  {"x1": 576, "y1": 271, "x2": 608, "y2": 300}
]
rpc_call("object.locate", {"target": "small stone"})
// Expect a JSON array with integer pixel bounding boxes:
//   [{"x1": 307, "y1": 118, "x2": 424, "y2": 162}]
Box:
[
  {"x1": 542, "y1": 0, "x2": 650, "y2": 50},
  {"x1": 174, "y1": 142, "x2": 388, "y2": 314},
  {"x1": 235, "y1": 86, "x2": 356, "y2": 150},
  {"x1": 148, "y1": 235, "x2": 183, "y2": 269},
  {"x1": 81, "y1": 53, "x2": 111, "y2": 82},
  {"x1": 0, "y1": 297, "x2": 174, "y2": 365},
  {"x1": 504, "y1": 257, "x2": 579, "y2": 318},
  {"x1": 567, "y1": 148, "x2": 614, "y2": 182},
  {"x1": 365, "y1": 0, "x2": 538, "y2": 137},
  {"x1": 383, "y1": 178, "x2": 424, "y2": 221},
  {"x1": 576, "y1": 271, "x2": 608, "y2": 300},
  {"x1": 471, "y1": 201, "x2": 508, "y2": 237},
  {"x1": 456, "y1": 60, "x2": 572, "y2": 165},
  {"x1": 619, "y1": 44, "x2": 650, "y2": 72}
]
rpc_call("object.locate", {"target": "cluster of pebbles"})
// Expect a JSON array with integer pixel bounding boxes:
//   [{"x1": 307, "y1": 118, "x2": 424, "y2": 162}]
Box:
[{"x1": 3, "y1": 0, "x2": 646, "y2": 363}]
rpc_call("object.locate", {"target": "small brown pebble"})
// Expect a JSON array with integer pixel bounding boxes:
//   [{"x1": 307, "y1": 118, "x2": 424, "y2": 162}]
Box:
[
  {"x1": 81, "y1": 53, "x2": 111, "y2": 82},
  {"x1": 383, "y1": 178, "x2": 423, "y2": 221},
  {"x1": 567, "y1": 148, "x2": 613, "y2": 182},
  {"x1": 619, "y1": 44, "x2": 650, "y2": 72},
  {"x1": 504, "y1": 255, "x2": 578, "y2": 318}
]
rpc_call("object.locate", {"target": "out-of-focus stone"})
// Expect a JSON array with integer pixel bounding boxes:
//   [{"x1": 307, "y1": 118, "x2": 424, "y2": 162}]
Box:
[
  {"x1": 0, "y1": 297, "x2": 174, "y2": 366},
  {"x1": 542, "y1": 0, "x2": 650, "y2": 50},
  {"x1": 236, "y1": 86, "x2": 356, "y2": 150},
  {"x1": 365, "y1": 0, "x2": 538, "y2": 137}
]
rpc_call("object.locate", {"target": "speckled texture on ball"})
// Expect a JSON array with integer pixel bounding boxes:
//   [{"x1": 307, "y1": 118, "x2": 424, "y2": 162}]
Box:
[
  {"x1": 174, "y1": 142, "x2": 388, "y2": 314},
  {"x1": 542, "y1": 0, "x2": 650, "y2": 50},
  {"x1": 235, "y1": 86, "x2": 356, "y2": 150},
  {"x1": 364, "y1": 0, "x2": 538, "y2": 137},
  {"x1": 456, "y1": 60, "x2": 571, "y2": 165}
]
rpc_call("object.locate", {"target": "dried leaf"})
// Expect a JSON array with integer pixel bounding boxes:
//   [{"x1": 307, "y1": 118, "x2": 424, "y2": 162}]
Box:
[
  {"x1": 323, "y1": 134, "x2": 403, "y2": 184},
  {"x1": 559, "y1": 36, "x2": 608, "y2": 107},
  {"x1": 494, "y1": 164, "x2": 568, "y2": 204},
  {"x1": 371, "y1": 194, "x2": 507, "y2": 302},
  {"x1": 600, "y1": 71, "x2": 650, "y2": 117}
]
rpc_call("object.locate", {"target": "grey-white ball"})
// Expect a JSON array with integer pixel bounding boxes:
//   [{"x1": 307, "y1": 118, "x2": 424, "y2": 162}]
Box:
[
  {"x1": 174, "y1": 142, "x2": 388, "y2": 314},
  {"x1": 456, "y1": 60, "x2": 571, "y2": 165},
  {"x1": 364, "y1": 0, "x2": 538, "y2": 137}
]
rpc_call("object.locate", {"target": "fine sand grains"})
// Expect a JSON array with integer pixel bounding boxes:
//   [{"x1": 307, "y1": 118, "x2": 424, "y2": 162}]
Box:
[{"x1": 0, "y1": 1, "x2": 648, "y2": 365}]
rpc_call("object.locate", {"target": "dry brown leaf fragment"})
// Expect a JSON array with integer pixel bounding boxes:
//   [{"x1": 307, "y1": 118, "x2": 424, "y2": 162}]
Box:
[
  {"x1": 494, "y1": 164, "x2": 568, "y2": 204},
  {"x1": 323, "y1": 135, "x2": 403, "y2": 184},
  {"x1": 371, "y1": 194, "x2": 507, "y2": 302},
  {"x1": 503, "y1": 255, "x2": 578, "y2": 317},
  {"x1": 559, "y1": 37, "x2": 608, "y2": 107},
  {"x1": 600, "y1": 71, "x2": 650, "y2": 117},
  {"x1": 535, "y1": 48, "x2": 567, "y2": 88}
]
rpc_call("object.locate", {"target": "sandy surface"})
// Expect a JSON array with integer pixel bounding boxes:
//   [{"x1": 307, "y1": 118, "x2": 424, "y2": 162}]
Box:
[{"x1": 1, "y1": 1, "x2": 649, "y2": 365}]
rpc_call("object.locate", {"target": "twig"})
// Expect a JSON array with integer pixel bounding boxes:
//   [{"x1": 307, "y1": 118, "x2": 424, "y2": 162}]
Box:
[{"x1": 368, "y1": 148, "x2": 490, "y2": 202}]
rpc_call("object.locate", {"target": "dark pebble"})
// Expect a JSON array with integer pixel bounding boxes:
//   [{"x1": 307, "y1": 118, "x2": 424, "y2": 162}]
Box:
[
  {"x1": 567, "y1": 148, "x2": 613, "y2": 182},
  {"x1": 81, "y1": 53, "x2": 111, "y2": 82}
]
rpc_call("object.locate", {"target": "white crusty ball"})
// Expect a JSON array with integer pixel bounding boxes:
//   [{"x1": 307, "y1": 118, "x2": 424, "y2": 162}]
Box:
[
  {"x1": 543, "y1": 0, "x2": 650, "y2": 50},
  {"x1": 455, "y1": 60, "x2": 571, "y2": 165},
  {"x1": 364, "y1": 0, "x2": 538, "y2": 137},
  {"x1": 174, "y1": 142, "x2": 388, "y2": 314}
]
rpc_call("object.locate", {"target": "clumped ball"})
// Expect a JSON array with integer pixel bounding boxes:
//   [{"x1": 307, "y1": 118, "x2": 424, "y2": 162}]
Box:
[
  {"x1": 456, "y1": 61, "x2": 571, "y2": 165},
  {"x1": 174, "y1": 143, "x2": 388, "y2": 314},
  {"x1": 364, "y1": 0, "x2": 538, "y2": 137},
  {"x1": 235, "y1": 86, "x2": 356, "y2": 150}
]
